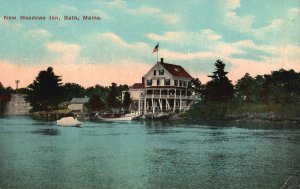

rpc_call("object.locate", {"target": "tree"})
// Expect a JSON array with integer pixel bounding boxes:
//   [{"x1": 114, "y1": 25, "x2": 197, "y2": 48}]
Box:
[
  {"x1": 123, "y1": 91, "x2": 132, "y2": 110},
  {"x1": 25, "y1": 67, "x2": 64, "y2": 111},
  {"x1": 85, "y1": 84, "x2": 109, "y2": 101},
  {"x1": 62, "y1": 83, "x2": 85, "y2": 101},
  {"x1": 86, "y1": 93, "x2": 105, "y2": 111},
  {"x1": 107, "y1": 83, "x2": 120, "y2": 109},
  {"x1": 0, "y1": 82, "x2": 13, "y2": 95},
  {"x1": 203, "y1": 59, "x2": 234, "y2": 102},
  {"x1": 264, "y1": 69, "x2": 300, "y2": 104},
  {"x1": 190, "y1": 78, "x2": 202, "y2": 96},
  {"x1": 235, "y1": 73, "x2": 258, "y2": 102}
]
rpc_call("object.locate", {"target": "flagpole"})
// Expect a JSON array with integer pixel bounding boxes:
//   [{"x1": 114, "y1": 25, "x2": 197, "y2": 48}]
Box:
[{"x1": 152, "y1": 42, "x2": 159, "y2": 62}]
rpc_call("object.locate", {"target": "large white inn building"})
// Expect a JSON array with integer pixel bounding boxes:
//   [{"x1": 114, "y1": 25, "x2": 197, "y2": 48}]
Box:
[{"x1": 129, "y1": 58, "x2": 197, "y2": 115}]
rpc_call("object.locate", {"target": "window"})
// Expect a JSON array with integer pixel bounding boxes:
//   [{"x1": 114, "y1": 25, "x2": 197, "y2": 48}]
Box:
[
  {"x1": 147, "y1": 79, "x2": 152, "y2": 86},
  {"x1": 159, "y1": 70, "x2": 164, "y2": 75},
  {"x1": 157, "y1": 79, "x2": 160, "y2": 86},
  {"x1": 153, "y1": 70, "x2": 156, "y2": 76},
  {"x1": 165, "y1": 79, "x2": 170, "y2": 86},
  {"x1": 174, "y1": 80, "x2": 178, "y2": 86},
  {"x1": 179, "y1": 80, "x2": 183, "y2": 87},
  {"x1": 183, "y1": 81, "x2": 187, "y2": 87}
]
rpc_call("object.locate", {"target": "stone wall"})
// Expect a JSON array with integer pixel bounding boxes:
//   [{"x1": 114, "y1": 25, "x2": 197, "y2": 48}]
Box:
[{"x1": 4, "y1": 94, "x2": 31, "y2": 115}]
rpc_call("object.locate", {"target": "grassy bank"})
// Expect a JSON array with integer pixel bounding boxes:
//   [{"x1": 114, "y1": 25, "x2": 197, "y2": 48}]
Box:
[
  {"x1": 183, "y1": 101, "x2": 300, "y2": 123},
  {"x1": 31, "y1": 109, "x2": 72, "y2": 120}
]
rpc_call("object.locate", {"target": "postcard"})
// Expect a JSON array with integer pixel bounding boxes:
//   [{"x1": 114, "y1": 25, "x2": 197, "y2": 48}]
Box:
[{"x1": 0, "y1": 1, "x2": 299, "y2": 188}]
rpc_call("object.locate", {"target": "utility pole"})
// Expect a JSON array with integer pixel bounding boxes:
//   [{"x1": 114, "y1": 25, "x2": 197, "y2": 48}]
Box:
[{"x1": 15, "y1": 80, "x2": 20, "y2": 94}]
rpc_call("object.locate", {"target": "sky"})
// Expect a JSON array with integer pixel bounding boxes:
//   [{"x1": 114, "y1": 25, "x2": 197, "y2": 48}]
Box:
[{"x1": 0, "y1": 0, "x2": 299, "y2": 88}]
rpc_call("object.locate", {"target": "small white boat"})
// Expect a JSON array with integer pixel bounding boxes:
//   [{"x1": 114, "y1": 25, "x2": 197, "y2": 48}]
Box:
[
  {"x1": 98, "y1": 112, "x2": 137, "y2": 121},
  {"x1": 57, "y1": 117, "x2": 82, "y2": 127},
  {"x1": 99, "y1": 116, "x2": 134, "y2": 121}
]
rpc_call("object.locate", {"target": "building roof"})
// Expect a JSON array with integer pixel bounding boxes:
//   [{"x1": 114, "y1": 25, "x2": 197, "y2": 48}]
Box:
[
  {"x1": 130, "y1": 83, "x2": 145, "y2": 89},
  {"x1": 70, "y1": 97, "x2": 89, "y2": 104},
  {"x1": 160, "y1": 62, "x2": 193, "y2": 79}
]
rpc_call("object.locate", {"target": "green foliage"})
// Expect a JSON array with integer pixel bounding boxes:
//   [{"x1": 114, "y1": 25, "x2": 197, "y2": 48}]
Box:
[
  {"x1": 203, "y1": 59, "x2": 234, "y2": 102},
  {"x1": 186, "y1": 101, "x2": 230, "y2": 119},
  {"x1": 106, "y1": 83, "x2": 129, "y2": 109},
  {"x1": 190, "y1": 78, "x2": 202, "y2": 96},
  {"x1": 86, "y1": 93, "x2": 105, "y2": 111},
  {"x1": 235, "y1": 73, "x2": 262, "y2": 103},
  {"x1": 25, "y1": 67, "x2": 64, "y2": 111},
  {"x1": 235, "y1": 69, "x2": 300, "y2": 104},
  {"x1": 85, "y1": 84, "x2": 109, "y2": 100},
  {"x1": 107, "y1": 83, "x2": 120, "y2": 109},
  {"x1": 0, "y1": 82, "x2": 13, "y2": 95},
  {"x1": 190, "y1": 67, "x2": 300, "y2": 121},
  {"x1": 264, "y1": 69, "x2": 300, "y2": 104},
  {"x1": 62, "y1": 83, "x2": 85, "y2": 101},
  {"x1": 17, "y1": 88, "x2": 30, "y2": 94},
  {"x1": 123, "y1": 91, "x2": 132, "y2": 110}
]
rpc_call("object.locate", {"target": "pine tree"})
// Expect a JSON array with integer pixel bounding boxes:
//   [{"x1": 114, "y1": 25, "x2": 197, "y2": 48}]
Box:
[
  {"x1": 25, "y1": 67, "x2": 63, "y2": 111},
  {"x1": 123, "y1": 91, "x2": 132, "y2": 110},
  {"x1": 87, "y1": 93, "x2": 105, "y2": 111},
  {"x1": 107, "y1": 83, "x2": 119, "y2": 109},
  {"x1": 204, "y1": 59, "x2": 234, "y2": 102}
]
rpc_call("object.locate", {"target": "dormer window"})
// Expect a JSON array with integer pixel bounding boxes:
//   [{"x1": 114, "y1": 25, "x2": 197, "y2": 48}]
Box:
[
  {"x1": 154, "y1": 70, "x2": 156, "y2": 76},
  {"x1": 159, "y1": 70, "x2": 164, "y2": 75}
]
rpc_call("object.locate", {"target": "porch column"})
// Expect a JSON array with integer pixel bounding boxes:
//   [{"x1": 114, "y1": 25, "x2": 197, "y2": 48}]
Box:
[
  {"x1": 152, "y1": 98, "x2": 154, "y2": 113},
  {"x1": 166, "y1": 99, "x2": 170, "y2": 111},
  {"x1": 144, "y1": 95, "x2": 146, "y2": 114},
  {"x1": 179, "y1": 89, "x2": 182, "y2": 111},
  {"x1": 138, "y1": 97, "x2": 140, "y2": 115}
]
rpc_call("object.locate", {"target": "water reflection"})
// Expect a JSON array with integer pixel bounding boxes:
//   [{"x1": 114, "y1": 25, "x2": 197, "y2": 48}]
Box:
[
  {"x1": 145, "y1": 148, "x2": 203, "y2": 188},
  {"x1": 1, "y1": 116, "x2": 300, "y2": 189},
  {"x1": 32, "y1": 128, "x2": 60, "y2": 136}
]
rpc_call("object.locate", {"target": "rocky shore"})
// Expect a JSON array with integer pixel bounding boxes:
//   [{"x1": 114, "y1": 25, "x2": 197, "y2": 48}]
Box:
[{"x1": 224, "y1": 112, "x2": 300, "y2": 123}]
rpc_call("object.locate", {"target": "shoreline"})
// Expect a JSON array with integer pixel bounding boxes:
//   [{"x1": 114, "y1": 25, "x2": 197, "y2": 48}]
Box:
[{"x1": 1, "y1": 106, "x2": 299, "y2": 128}]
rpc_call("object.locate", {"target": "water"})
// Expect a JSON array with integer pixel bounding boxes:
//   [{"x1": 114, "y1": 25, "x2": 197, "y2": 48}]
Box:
[{"x1": 0, "y1": 116, "x2": 299, "y2": 189}]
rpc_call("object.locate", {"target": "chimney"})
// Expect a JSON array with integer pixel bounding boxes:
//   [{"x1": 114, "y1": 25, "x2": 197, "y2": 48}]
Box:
[{"x1": 161, "y1": 58, "x2": 164, "y2": 63}]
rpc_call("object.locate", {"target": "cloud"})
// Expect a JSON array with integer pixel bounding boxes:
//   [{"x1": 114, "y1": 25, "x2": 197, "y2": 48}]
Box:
[
  {"x1": 90, "y1": 9, "x2": 112, "y2": 20},
  {"x1": 50, "y1": 4, "x2": 79, "y2": 15},
  {"x1": 0, "y1": 20, "x2": 22, "y2": 30},
  {"x1": 161, "y1": 49, "x2": 216, "y2": 60},
  {"x1": 147, "y1": 30, "x2": 246, "y2": 61},
  {"x1": 288, "y1": 8, "x2": 300, "y2": 21},
  {"x1": 147, "y1": 29, "x2": 222, "y2": 44},
  {"x1": 220, "y1": 0, "x2": 284, "y2": 39},
  {"x1": 128, "y1": 6, "x2": 181, "y2": 24},
  {"x1": 147, "y1": 32, "x2": 183, "y2": 42},
  {"x1": 102, "y1": 0, "x2": 127, "y2": 9},
  {"x1": 102, "y1": 32, "x2": 149, "y2": 50},
  {"x1": 201, "y1": 29, "x2": 222, "y2": 41},
  {"x1": 0, "y1": 59, "x2": 151, "y2": 88},
  {"x1": 226, "y1": 0, "x2": 240, "y2": 9},
  {"x1": 98, "y1": 1, "x2": 180, "y2": 24},
  {"x1": 27, "y1": 29, "x2": 52, "y2": 39},
  {"x1": 46, "y1": 41, "x2": 81, "y2": 63},
  {"x1": 50, "y1": 4, "x2": 79, "y2": 25}
]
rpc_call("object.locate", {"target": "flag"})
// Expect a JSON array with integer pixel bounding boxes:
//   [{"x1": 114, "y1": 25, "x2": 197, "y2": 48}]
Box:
[{"x1": 152, "y1": 43, "x2": 159, "y2": 53}]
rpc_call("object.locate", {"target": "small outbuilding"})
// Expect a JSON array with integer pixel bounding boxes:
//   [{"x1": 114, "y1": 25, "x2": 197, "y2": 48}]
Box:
[{"x1": 68, "y1": 97, "x2": 89, "y2": 112}]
